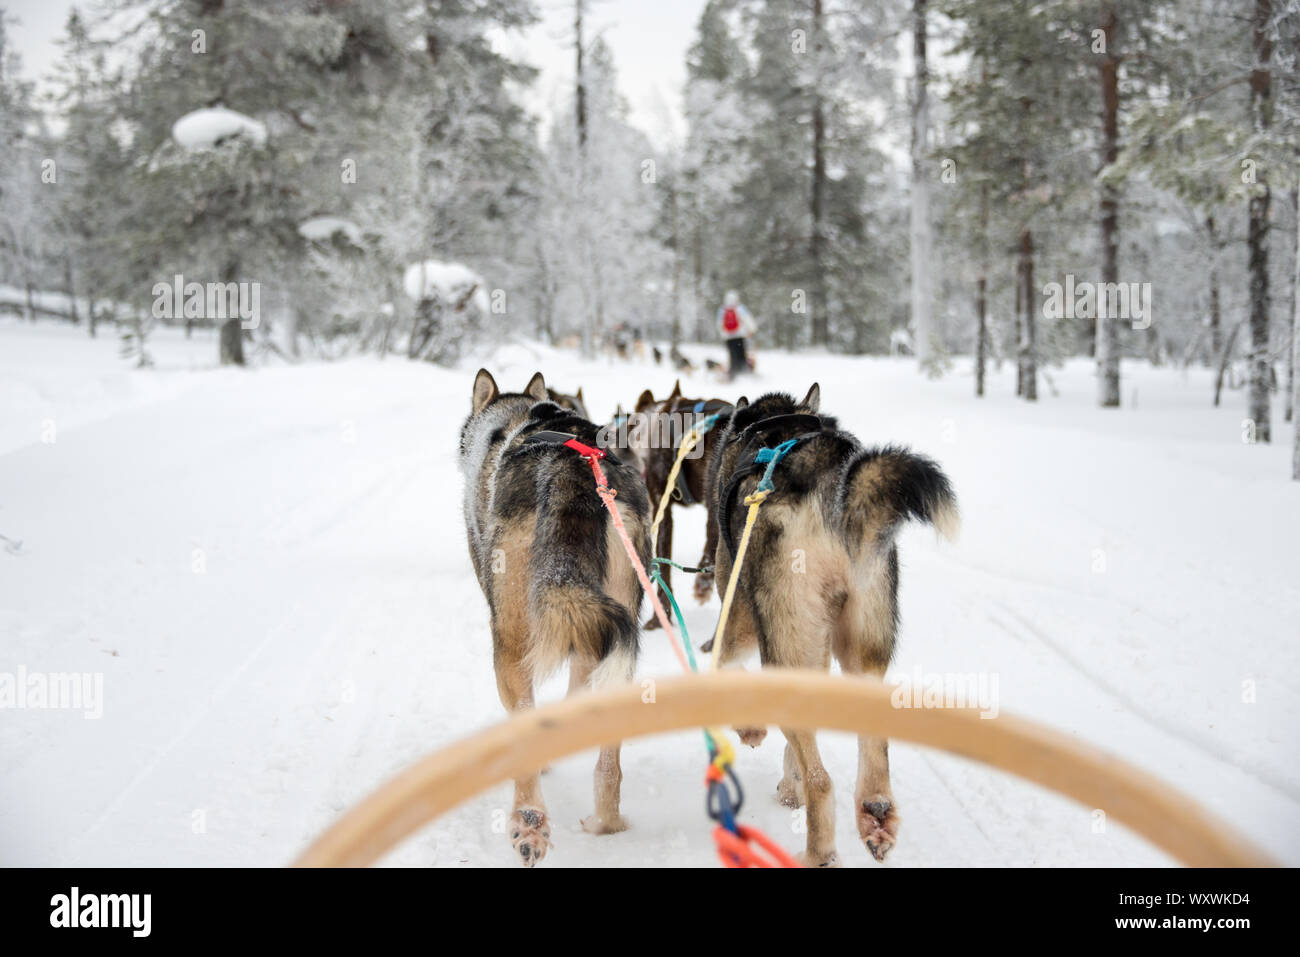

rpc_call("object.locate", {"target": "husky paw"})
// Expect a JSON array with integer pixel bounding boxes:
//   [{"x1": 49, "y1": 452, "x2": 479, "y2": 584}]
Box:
[
  {"x1": 776, "y1": 776, "x2": 804, "y2": 809},
  {"x1": 581, "y1": 812, "x2": 629, "y2": 836},
  {"x1": 693, "y1": 571, "x2": 715, "y2": 604},
  {"x1": 509, "y1": 807, "x2": 553, "y2": 867},
  {"x1": 735, "y1": 726, "x2": 767, "y2": 748},
  {"x1": 643, "y1": 614, "x2": 663, "y2": 631},
  {"x1": 857, "y1": 796, "x2": 899, "y2": 862},
  {"x1": 795, "y1": 849, "x2": 842, "y2": 868}
]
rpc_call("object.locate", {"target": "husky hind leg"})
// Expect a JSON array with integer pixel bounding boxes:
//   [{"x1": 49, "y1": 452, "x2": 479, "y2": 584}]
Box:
[
  {"x1": 754, "y1": 597, "x2": 840, "y2": 866},
  {"x1": 834, "y1": 547, "x2": 902, "y2": 862},
  {"x1": 492, "y1": 637, "x2": 553, "y2": 867}
]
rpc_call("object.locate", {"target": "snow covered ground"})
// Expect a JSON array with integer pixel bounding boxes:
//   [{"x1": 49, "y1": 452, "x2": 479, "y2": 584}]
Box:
[{"x1": 1, "y1": 318, "x2": 1296, "y2": 868}]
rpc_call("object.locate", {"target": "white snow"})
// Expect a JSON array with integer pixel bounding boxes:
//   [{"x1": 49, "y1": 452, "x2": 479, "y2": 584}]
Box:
[
  {"x1": 402, "y1": 260, "x2": 487, "y2": 314},
  {"x1": 0, "y1": 284, "x2": 127, "y2": 321},
  {"x1": 171, "y1": 107, "x2": 268, "y2": 151},
  {"x1": 1, "y1": 318, "x2": 1297, "y2": 867},
  {"x1": 298, "y1": 217, "x2": 363, "y2": 246}
]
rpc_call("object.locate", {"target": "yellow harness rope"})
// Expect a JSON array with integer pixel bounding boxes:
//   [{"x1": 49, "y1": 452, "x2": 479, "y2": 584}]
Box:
[
  {"x1": 649, "y1": 420, "x2": 710, "y2": 554},
  {"x1": 709, "y1": 488, "x2": 767, "y2": 675}
]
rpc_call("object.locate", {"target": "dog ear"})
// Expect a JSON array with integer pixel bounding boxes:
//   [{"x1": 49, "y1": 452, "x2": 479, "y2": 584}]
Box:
[
  {"x1": 668, "y1": 379, "x2": 682, "y2": 401},
  {"x1": 472, "y1": 369, "x2": 498, "y2": 414},
  {"x1": 735, "y1": 396, "x2": 749, "y2": 411},
  {"x1": 800, "y1": 383, "x2": 821, "y2": 413},
  {"x1": 576, "y1": 387, "x2": 584, "y2": 401},
  {"x1": 635, "y1": 389, "x2": 655, "y2": 412},
  {"x1": 524, "y1": 372, "x2": 548, "y2": 401}
]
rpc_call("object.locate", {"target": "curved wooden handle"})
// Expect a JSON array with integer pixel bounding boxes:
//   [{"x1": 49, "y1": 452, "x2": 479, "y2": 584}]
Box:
[{"x1": 293, "y1": 670, "x2": 1273, "y2": 868}]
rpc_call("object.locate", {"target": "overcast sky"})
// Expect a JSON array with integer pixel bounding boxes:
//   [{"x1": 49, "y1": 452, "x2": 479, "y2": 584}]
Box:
[{"x1": 3, "y1": 0, "x2": 702, "y2": 145}]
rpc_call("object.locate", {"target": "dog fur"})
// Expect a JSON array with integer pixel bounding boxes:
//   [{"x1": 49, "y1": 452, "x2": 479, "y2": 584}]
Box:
[
  {"x1": 546, "y1": 385, "x2": 589, "y2": 419},
  {"x1": 703, "y1": 383, "x2": 958, "y2": 866},
  {"x1": 460, "y1": 369, "x2": 651, "y2": 866},
  {"x1": 632, "y1": 380, "x2": 730, "y2": 626}
]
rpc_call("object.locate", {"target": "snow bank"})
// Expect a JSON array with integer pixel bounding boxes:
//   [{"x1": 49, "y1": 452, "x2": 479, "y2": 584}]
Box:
[
  {"x1": 171, "y1": 107, "x2": 268, "y2": 151},
  {"x1": 0, "y1": 284, "x2": 128, "y2": 321},
  {"x1": 298, "y1": 216, "x2": 363, "y2": 246},
  {"x1": 402, "y1": 260, "x2": 487, "y2": 310}
]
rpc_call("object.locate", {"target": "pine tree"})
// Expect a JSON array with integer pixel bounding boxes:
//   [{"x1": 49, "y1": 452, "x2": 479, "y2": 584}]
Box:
[
  {"x1": 682, "y1": 0, "x2": 899, "y2": 352},
  {"x1": 943, "y1": 0, "x2": 1094, "y2": 401},
  {"x1": 0, "y1": 13, "x2": 48, "y2": 320}
]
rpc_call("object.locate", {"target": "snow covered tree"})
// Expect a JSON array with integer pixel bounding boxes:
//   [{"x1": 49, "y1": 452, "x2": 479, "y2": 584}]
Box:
[
  {"x1": 47, "y1": 8, "x2": 132, "y2": 337},
  {"x1": 942, "y1": 0, "x2": 1094, "y2": 401},
  {"x1": 0, "y1": 13, "x2": 50, "y2": 320},
  {"x1": 531, "y1": 37, "x2": 670, "y2": 351},
  {"x1": 681, "y1": 0, "x2": 900, "y2": 352},
  {"x1": 911, "y1": 0, "x2": 935, "y2": 367}
]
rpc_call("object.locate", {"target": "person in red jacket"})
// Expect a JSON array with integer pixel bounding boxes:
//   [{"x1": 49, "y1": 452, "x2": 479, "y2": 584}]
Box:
[{"x1": 717, "y1": 290, "x2": 755, "y2": 380}]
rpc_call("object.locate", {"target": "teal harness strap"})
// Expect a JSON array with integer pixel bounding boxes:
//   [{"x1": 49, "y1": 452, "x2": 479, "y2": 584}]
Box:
[
  {"x1": 696, "y1": 411, "x2": 723, "y2": 434},
  {"x1": 753, "y1": 438, "x2": 799, "y2": 494},
  {"x1": 650, "y1": 559, "x2": 700, "y2": 672}
]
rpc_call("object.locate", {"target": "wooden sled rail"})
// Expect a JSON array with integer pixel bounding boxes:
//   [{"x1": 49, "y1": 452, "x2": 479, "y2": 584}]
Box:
[{"x1": 294, "y1": 670, "x2": 1273, "y2": 868}]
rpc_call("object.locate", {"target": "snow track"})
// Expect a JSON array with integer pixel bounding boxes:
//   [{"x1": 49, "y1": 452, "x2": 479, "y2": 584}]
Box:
[{"x1": 1, "y1": 321, "x2": 1296, "y2": 867}]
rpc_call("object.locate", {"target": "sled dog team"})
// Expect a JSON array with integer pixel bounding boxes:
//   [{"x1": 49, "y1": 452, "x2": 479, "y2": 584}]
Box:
[{"x1": 460, "y1": 369, "x2": 959, "y2": 867}]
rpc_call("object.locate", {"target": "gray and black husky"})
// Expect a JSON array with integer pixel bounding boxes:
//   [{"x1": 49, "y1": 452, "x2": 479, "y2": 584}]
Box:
[
  {"x1": 459, "y1": 369, "x2": 651, "y2": 867},
  {"x1": 704, "y1": 383, "x2": 959, "y2": 866}
]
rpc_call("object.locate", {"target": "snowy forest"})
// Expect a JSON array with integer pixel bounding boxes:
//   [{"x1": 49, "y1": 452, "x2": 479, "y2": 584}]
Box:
[
  {"x1": 3, "y1": 1, "x2": 1300, "y2": 874},
  {"x1": 2, "y1": 1, "x2": 1299, "y2": 475}
]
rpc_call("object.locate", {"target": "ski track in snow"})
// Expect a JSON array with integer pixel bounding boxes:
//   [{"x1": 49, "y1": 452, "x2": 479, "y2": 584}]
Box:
[{"x1": 1, "y1": 320, "x2": 1297, "y2": 868}]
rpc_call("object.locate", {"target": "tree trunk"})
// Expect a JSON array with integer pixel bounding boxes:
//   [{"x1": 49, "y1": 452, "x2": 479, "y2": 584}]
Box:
[
  {"x1": 809, "y1": 0, "x2": 828, "y2": 347},
  {"x1": 1246, "y1": 0, "x2": 1273, "y2": 441},
  {"x1": 693, "y1": 195, "x2": 707, "y2": 343},
  {"x1": 1014, "y1": 261, "x2": 1024, "y2": 397},
  {"x1": 1207, "y1": 215, "x2": 1221, "y2": 364},
  {"x1": 910, "y1": 0, "x2": 933, "y2": 365},
  {"x1": 1292, "y1": 188, "x2": 1300, "y2": 477},
  {"x1": 574, "y1": 0, "x2": 587, "y2": 151},
  {"x1": 1097, "y1": 1, "x2": 1121, "y2": 405},
  {"x1": 670, "y1": 182, "x2": 682, "y2": 348},
  {"x1": 1019, "y1": 229, "x2": 1037, "y2": 401},
  {"x1": 286, "y1": 306, "x2": 301, "y2": 359},
  {"x1": 218, "y1": 260, "x2": 245, "y2": 366},
  {"x1": 219, "y1": 319, "x2": 245, "y2": 365},
  {"x1": 975, "y1": 183, "x2": 988, "y2": 398},
  {"x1": 64, "y1": 255, "x2": 79, "y2": 324},
  {"x1": 1214, "y1": 317, "x2": 1246, "y2": 407},
  {"x1": 1286, "y1": 188, "x2": 1297, "y2": 424}
]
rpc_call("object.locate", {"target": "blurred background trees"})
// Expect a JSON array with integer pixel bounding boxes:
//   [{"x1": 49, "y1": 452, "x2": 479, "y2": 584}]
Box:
[{"x1": 1, "y1": 0, "x2": 1297, "y2": 462}]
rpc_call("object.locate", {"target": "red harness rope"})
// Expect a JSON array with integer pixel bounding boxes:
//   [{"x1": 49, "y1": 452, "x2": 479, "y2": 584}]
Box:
[
  {"x1": 562, "y1": 439, "x2": 691, "y2": 672},
  {"x1": 563, "y1": 437, "x2": 798, "y2": 868}
]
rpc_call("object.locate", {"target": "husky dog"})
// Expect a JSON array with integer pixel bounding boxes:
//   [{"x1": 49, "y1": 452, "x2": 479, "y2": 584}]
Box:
[
  {"x1": 669, "y1": 345, "x2": 696, "y2": 374},
  {"x1": 546, "y1": 385, "x2": 589, "y2": 419},
  {"x1": 460, "y1": 369, "x2": 651, "y2": 867},
  {"x1": 632, "y1": 381, "x2": 731, "y2": 626},
  {"x1": 704, "y1": 384, "x2": 958, "y2": 866}
]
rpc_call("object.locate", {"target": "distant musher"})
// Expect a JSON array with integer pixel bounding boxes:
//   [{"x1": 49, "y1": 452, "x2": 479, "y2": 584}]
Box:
[{"x1": 717, "y1": 290, "x2": 755, "y2": 380}]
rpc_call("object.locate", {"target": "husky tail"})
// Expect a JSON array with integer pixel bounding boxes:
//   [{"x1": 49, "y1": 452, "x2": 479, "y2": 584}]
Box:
[
  {"x1": 525, "y1": 471, "x2": 641, "y2": 687},
  {"x1": 840, "y1": 445, "x2": 960, "y2": 549}
]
